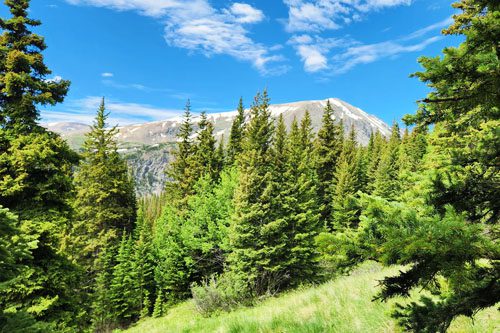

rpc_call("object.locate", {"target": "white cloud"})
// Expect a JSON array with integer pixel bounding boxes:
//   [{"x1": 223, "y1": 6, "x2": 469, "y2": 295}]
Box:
[
  {"x1": 331, "y1": 36, "x2": 441, "y2": 73},
  {"x1": 288, "y1": 35, "x2": 350, "y2": 72},
  {"x1": 289, "y1": 17, "x2": 448, "y2": 74},
  {"x1": 296, "y1": 45, "x2": 328, "y2": 72},
  {"x1": 42, "y1": 96, "x2": 183, "y2": 125},
  {"x1": 66, "y1": 0, "x2": 284, "y2": 75},
  {"x1": 228, "y1": 3, "x2": 265, "y2": 24},
  {"x1": 402, "y1": 16, "x2": 453, "y2": 41},
  {"x1": 283, "y1": 0, "x2": 412, "y2": 33},
  {"x1": 101, "y1": 72, "x2": 114, "y2": 77},
  {"x1": 65, "y1": 0, "x2": 186, "y2": 17}
]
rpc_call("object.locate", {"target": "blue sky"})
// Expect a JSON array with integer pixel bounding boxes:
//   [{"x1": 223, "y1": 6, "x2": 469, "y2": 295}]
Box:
[{"x1": 17, "y1": 0, "x2": 459, "y2": 125}]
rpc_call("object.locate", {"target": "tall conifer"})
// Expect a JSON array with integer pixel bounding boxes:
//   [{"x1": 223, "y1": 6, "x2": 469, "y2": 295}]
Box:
[{"x1": 314, "y1": 101, "x2": 343, "y2": 226}]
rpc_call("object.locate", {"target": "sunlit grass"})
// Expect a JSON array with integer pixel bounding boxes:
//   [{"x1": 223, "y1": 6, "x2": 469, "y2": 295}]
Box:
[{"x1": 121, "y1": 263, "x2": 499, "y2": 333}]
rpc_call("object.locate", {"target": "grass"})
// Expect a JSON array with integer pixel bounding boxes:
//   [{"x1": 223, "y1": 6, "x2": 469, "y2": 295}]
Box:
[{"x1": 122, "y1": 263, "x2": 499, "y2": 333}]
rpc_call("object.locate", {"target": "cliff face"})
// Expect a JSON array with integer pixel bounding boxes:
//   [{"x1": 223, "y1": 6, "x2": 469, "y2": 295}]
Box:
[{"x1": 48, "y1": 98, "x2": 392, "y2": 196}]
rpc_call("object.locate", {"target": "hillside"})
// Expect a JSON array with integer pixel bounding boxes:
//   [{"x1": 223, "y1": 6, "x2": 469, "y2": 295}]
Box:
[
  {"x1": 48, "y1": 98, "x2": 392, "y2": 195},
  {"x1": 120, "y1": 263, "x2": 498, "y2": 333}
]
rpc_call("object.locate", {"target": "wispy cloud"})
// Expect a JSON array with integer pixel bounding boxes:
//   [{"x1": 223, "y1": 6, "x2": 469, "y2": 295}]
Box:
[
  {"x1": 101, "y1": 72, "x2": 114, "y2": 77},
  {"x1": 283, "y1": 0, "x2": 412, "y2": 33},
  {"x1": 289, "y1": 17, "x2": 449, "y2": 74},
  {"x1": 331, "y1": 36, "x2": 442, "y2": 73},
  {"x1": 42, "y1": 96, "x2": 183, "y2": 125},
  {"x1": 66, "y1": 0, "x2": 286, "y2": 75},
  {"x1": 288, "y1": 35, "x2": 353, "y2": 72}
]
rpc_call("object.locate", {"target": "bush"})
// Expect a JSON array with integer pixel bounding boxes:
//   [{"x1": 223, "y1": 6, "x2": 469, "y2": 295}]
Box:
[{"x1": 191, "y1": 272, "x2": 251, "y2": 317}]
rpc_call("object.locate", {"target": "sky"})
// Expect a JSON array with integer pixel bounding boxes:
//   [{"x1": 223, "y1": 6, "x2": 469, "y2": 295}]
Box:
[{"x1": 12, "y1": 0, "x2": 460, "y2": 125}]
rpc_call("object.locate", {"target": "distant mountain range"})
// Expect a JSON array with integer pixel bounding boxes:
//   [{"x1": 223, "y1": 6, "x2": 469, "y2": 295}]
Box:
[{"x1": 47, "y1": 98, "x2": 392, "y2": 195}]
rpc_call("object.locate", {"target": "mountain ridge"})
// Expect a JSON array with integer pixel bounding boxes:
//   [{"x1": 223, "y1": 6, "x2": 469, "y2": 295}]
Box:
[{"x1": 47, "y1": 98, "x2": 392, "y2": 195}]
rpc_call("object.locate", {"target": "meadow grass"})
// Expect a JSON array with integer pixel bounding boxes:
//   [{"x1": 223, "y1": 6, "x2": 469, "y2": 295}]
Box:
[{"x1": 122, "y1": 263, "x2": 499, "y2": 333}]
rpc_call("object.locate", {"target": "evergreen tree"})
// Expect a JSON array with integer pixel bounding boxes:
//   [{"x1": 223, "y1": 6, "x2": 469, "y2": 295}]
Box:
[
  {"x1": 226, "y1": 97, "x2": 246, "y2": 165},
  {"x1": 0, "y1": 1, "x2": 80, "y2": 329},
  {"x1": 372, "y1": 122, "x2": 402, "y2": 199},
  {"x1": 0, "y1": 0, "x2": 70, "y2": 132},
  {"x1": 91, "y1": 246, "x2": 115, "y2": 332},
  {"x1": 365, "y1": 131, "x2": 386, "y2": 193},
  {"x1": 331, "y1": 126, "x2": 361, "y2": 230},
  {"x1": 193, "y1": 112, "x2": 219, "y2": 181},
  {"x1": 165, "y1": 100, "x2": 196, "y2": 206},
  {"x1": 72, "y1": 99, "x2": 137, "y2": 271},
  {"x1": 0, "y1": 208, "x2": 42, "y2": 332},
  {"x1": 314, "y1": 101, "x2": 343, "y2": 226},
  {"x1": 133, "y1": 206, "x2": 155, "y2": 319},
  {"x1": 229, "y1": 90, "x2": 290, "y2": 295},
  {"x1": 358, "y1": 1, "x2": 500, "y2": 331},
  {"x1": 110, "y1": 234, "x2": 140, "y2": 326},
  {"x1": 284, "y1": 113, "x2": 321, "y2": 285}
]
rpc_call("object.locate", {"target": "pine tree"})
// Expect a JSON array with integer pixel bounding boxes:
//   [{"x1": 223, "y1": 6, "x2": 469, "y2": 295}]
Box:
[
  {"x1": 110, "y1": 234, "x2": 140, "y2": 326},
  {"x1": 133, "y1": 206, "x2": 155, "y2": 321},
  {"x1": 165, "y1": 100, "x2": 196, "y2": 206},
  {"x1": 229, "y1": 90, "x2": 290, "y2": 295},
  {"x1": 152, "y1": 292, "x2": 164, "y2": 318},
  {"x1": 365, "y1": 131, "x2": 386, "y2": 193},
  {"x1": 372, "y1": 122, "x2": 401, "y2": 199},
  {"x1": 284, "y1": 113, "x2": 321, "y2": 285},
  {"x1": 91, "y1": 246, "x2": 115, "y2": 332},
  {"x1": 0, "y1": 1, "x2": 80, "y2": 329},
  {"x1": 314, "y1": 101, "x2": 344, "y2": 226},
  {"x1": 72, "y1": 99, "x2": 137, "y2": 271},
  {"x1": 331, "y1": 126, "x2": 361, "y2": 231},
  {"x1": 0, "y1": 0, "x2": 70, "y2": 132},
  {"x1": 358, "y1": 1, "x2": 500, "y2": 330},
  {"x1": 226, "y1": 97, "x2": 246, "y2": 165},
  {"x1": 0, "y1": 208, "x2": 42, "y2": 332},
  {"x1": 193, "y1": 112, "x2": 219, "y2": 181}
]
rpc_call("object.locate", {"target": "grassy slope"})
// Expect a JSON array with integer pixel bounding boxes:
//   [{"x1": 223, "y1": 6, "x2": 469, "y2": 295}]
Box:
[{"x1": 123, "y1": 263, "x2": 499, "y2": 333}]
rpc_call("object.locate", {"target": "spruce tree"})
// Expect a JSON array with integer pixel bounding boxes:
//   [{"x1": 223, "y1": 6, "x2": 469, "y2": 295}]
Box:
[
  {"x1": 133, "y1": 206, "x2": 155, "y2": 319},
  {"x1": 165, "y1": 100, "x2": 196, "y2": 206},
  {"x1": 314, "y1": 101, "x2": 343, "y2": 226},
  {"x1": 0, "y1": 0, "x2": 70, "y2": 132},
  {"x1": 284, "y1": 113, "x2": 321, "y2": 285},
  {"x1": 110, "y1": 234, "x2": 140, "y2": 326},
  {"x1": 365, "y1": 131, "x2": 386, "y2": 193},
  {"x1": 193, "y1": 112, "x2": 219, "y2": 181},
  {"x1": 358, "y1": 1, "x2": 500, "y2": 330},
  {"x1": 372, "y1": 122, "x2": 401, "y2": 199},
  {"x1": 91, "y1": 246, "x2": 114, "y2": 332},
  {"x1": 0, "y1": 1, "x2": 80, "y2": 329},
  {"x1": 229, "y1": 90, "x2": 290, "y2": 295},
  {"x1": 72, "y1": 99, "x2": 137, "y2": 270},
  {"x1": 226, "y1": 97, "x2": 246, "y2": 165},
  {"x1": 331, "y1": 126, "x2": 361, "y2": 230}
]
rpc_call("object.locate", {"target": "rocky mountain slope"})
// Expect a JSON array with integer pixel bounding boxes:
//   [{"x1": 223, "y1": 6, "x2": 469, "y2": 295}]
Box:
[{"x1": 47, "y1": 98, "x2": 392, "y2": 195}]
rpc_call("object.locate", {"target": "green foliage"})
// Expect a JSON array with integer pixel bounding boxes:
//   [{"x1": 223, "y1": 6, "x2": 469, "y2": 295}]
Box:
[
  {"x1": 123, "y1": 262, "x2": 499, "y2": 333},
  {"x1": 360, "y1": 0, "x2": 500, "y2": 330},
  {"x1": 110, "y1": 234, "x2": 141, "y2": 326},
  {"x1": 227, "y1": 97, "x2": 246, "y2": 165},
  {"x1": 191, "y1": 272, "x2": 251, "y2": 317},
  {"x1": 314, "y1": 101, "x2": 343, "y2": 225},
  {"x1": 154, "y1": 168, "x2": 238, "y2": 303},
  {"x1": 0, "y1": 0, "x2": 70, "y2": 133},
  {"x1": 165, "y1": 100, "x2": 197, "y2": 205},
  {"x1": 71, "y1": 99, "x2": 136, "y2": 273},
  {"x1": 331, "y1": 126, "x2": 363, "y2": 231},
  {"x1": 372, "y1": 122, "x2": 402, "y2": 200}
]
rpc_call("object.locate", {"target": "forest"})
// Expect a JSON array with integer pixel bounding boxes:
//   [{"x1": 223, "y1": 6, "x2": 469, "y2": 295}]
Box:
[{"x1": 0, "y1": 0, "x2": 498, "y2": 332}]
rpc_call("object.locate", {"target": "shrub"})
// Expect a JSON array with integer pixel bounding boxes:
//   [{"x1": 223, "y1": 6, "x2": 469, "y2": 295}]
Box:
[{"x1": 191, "y1": 272, "x2": 252, "y2": 317}]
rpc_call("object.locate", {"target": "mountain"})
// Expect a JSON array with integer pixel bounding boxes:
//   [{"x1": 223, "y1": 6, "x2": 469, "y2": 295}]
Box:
[{"x1": 47, "y1": 98, "x2": 392, "y2": 195}]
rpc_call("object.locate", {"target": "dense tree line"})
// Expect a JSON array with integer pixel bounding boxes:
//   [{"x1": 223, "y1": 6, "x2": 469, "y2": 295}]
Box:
[{"x1": 0, "y1": 0, "x2": 497, "y2": 332}]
